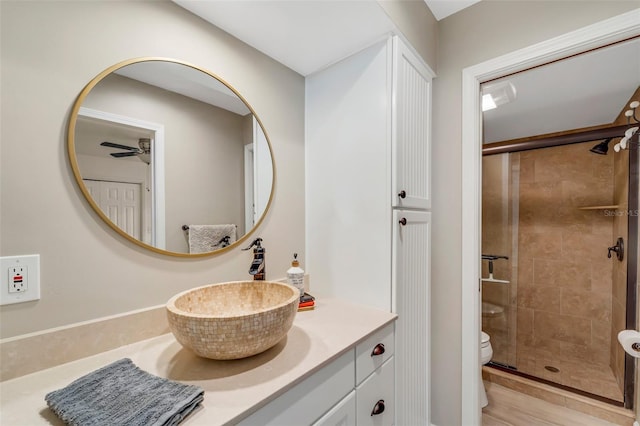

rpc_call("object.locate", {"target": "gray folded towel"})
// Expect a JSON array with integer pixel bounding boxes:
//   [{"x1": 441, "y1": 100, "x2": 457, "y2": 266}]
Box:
[{"x1": 45, "y1": 358, "x2": 204, "y2": 426}]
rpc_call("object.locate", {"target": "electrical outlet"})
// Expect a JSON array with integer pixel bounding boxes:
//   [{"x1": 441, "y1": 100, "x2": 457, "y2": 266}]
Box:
[
  {"x1": 8, "y1": 266, "x2": 27, "y2": 293},
  {"x1": 1, "y1": 255, "x2": 40, "y2": 305}
]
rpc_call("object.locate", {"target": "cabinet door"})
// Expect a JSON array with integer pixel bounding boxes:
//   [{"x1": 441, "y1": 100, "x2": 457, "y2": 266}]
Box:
[
  {"x1": 237, "y1": 350, "x2": 355, "y2": 426},
  {"x1": 391, "y1": 37, "x2": 433, "y2": 210},
  {"x1": 393, "y1": 210, "x2": 430, "y2": 425},
  {"x1": 313, "y1": 390, "x2": 356, "y2": 426},
  {"x1": 356, "y1": 357, "x2": 395, "y2": 426}
]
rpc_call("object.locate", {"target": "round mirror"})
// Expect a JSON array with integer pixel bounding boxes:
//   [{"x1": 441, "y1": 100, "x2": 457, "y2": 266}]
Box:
[{"x1": 68, "y1": 58, "x2": 275, "y2": 257}]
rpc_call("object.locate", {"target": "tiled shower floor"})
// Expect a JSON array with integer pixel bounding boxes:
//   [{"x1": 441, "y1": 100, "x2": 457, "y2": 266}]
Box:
[
  {"x1": 488, "y1": 360, "x2": 624, "y2": 403},
  {"x1": 514, "y1": 358, "x2": 624, "y2": 402}
]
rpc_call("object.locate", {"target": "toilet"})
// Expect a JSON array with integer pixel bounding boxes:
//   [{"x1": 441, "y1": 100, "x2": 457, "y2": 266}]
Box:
[{"x1": 480, "y1": 331, "x2": 493, "y2": 408}]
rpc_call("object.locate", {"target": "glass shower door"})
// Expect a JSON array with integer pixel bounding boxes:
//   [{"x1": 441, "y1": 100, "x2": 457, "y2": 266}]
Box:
[{"x1": 481, "y1": 152, "x2": 519, "y2": 368}]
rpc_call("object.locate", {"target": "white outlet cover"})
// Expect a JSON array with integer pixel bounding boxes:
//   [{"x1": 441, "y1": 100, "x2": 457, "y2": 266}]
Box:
[{"x1": 0, "y1": 255, "x2": 40, "y2": 305}]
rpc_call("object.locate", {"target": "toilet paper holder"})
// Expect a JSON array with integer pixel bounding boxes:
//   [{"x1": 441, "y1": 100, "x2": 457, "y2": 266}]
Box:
[{"x1": 618, "y1": 330, "x2": 640, "y2": 357}]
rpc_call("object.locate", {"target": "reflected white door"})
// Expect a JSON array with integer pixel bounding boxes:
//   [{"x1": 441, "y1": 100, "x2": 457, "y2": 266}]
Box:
[{"x1": 83, "y1": 179, "x2": 141, "y2": 239}]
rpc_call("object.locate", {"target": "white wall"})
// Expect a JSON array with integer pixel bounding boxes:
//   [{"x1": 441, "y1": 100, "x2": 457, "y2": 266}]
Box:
[
  {"x1": 431, "y1": 2, "x2": 640, "y2": 425},
  {"x1": 0, "y1": 1, "x2": 305, "y2": 338}
]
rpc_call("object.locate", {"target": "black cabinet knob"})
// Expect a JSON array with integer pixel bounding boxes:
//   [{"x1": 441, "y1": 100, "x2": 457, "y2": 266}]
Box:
[
  {"x1": 371, "y1": 399, "x2": 385, "y2": 416},
  {"x1": 371, "y1": 343, "x2": 385, "y2": 357}
]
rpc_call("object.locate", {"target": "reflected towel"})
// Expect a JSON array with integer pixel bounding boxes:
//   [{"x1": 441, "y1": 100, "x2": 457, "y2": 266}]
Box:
[
  {"x1": 45, "y1": 358, "x2": 204, "y2": 426},
  {"x1": 188, "y1": 224, "x2": 237, "y2": 254}
]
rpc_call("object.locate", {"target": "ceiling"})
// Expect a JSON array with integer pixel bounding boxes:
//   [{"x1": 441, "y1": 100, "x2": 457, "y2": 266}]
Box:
[
  {"x1": 174, "y1": 0, "x2": 397, "y2": 76},
  {"x1": 483, "y1": 37, "x2": 640, "y2": 143},
  {"x1": 424, "y1": 0, "x2": 480, "y2": 20},
  {"x1": 173, "y1": 1, "x2": 480, "y2": 76},
  {"x1": 172, "y1": 1, "x2": 639, "y2": 144}
]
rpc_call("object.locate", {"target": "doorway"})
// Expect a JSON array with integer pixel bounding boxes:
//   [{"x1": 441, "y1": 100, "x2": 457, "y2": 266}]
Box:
[
  {"x1": 74, "y1": 107, "x2": 166, "y2": 248},
  {"x1": 460, "y1": 11, "x2": 640, "y2": 424}
]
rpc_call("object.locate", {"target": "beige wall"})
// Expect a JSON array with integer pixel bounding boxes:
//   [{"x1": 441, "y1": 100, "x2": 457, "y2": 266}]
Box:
[
  {"x1": 376, "y1": 0, "x2": 438, "y2": 70},
  {"x1": 0, "y1": 1, "x2": 305, "y2": 338},
  {"x1": 432, "y1": 2, "x2": 639, "y2": 425}
]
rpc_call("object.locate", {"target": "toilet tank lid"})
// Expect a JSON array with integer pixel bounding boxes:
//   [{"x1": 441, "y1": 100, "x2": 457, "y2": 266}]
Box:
[{"x1": 481, "y1": 331, "x2": 490, "y2": 343}]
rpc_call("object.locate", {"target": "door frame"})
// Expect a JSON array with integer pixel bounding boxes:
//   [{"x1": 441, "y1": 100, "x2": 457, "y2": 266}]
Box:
[
  {"x1": 460, "y1": 10, "x2": 640, "y2": 424},
  {"x1": 244, "y1": 143, "x2": 254, "y2": 232}
]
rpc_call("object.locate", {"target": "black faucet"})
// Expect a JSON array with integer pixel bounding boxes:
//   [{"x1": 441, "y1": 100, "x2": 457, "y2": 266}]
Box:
[{"x1": 243, "y1": 238, "x2": 265, "y2": 280}]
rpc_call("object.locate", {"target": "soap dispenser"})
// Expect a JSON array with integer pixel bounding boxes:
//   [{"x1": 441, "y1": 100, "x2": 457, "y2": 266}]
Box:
[
  {"x1": 243, "y1": 238, "x2": 265, "y2": 280},
  {"x1": 287, "y1": 253, "x2": 305, "y2": 297}
]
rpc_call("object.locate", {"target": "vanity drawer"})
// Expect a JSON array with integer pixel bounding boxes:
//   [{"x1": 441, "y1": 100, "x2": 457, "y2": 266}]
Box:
[
  {"x1": 355, "y1": 323, "x2": 394, "y2": 385},
  {"x1": 313, "y1": 390, "x2": 356, "y2": 426},
  {"x1": 237, "y1": 350, "x2": 355, "y2": 426},
  {"x1": 356, "y1": 356, "x2": 394, "y2": 426}
]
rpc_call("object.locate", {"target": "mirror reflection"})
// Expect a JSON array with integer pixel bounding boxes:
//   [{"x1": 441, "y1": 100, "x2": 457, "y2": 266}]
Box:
[{"x1": 69, "y1": 59, "x2": 274, "y2": 256}]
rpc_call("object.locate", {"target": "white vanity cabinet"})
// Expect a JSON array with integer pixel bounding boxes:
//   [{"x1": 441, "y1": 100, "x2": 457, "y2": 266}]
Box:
[
  {"x1": 313, "y1": 390, "x2": 356, "y2": 426},
  {"x1": 238, "y1": 323, "x2": 395, "y2": 426},
  {"x1": 236, "y1": 350, "x2": 355, "y2": 426},
  {"x1": 355, "y1": 325, "x2": 395, "y2": 426},
  {"x1": 306, "y1": 34, "x2": 433, "y2": 425}
]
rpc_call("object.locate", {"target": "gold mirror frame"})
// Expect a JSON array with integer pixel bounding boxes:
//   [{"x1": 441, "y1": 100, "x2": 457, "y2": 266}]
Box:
[{"x1": 67, "y1": 57, "x2": 276, "y2": 257}]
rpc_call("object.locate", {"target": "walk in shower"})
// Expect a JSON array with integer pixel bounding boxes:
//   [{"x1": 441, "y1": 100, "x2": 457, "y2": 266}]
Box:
[
  {"x1": 479, "y1": 39, "x2": 640, "y2": 409},
  {"x1": 481, "y1": 136, "x2": 636, "y2": 404}
]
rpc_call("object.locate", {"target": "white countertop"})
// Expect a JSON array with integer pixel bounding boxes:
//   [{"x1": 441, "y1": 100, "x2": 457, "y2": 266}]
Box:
[{"x1": 0, "y1": 298, "x2": 396, "y2": 425}]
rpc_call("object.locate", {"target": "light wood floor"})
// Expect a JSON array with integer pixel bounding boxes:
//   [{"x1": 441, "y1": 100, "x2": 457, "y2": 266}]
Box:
[{"x1": 482, "y1": 382, "x2": 622, "y2": 426}]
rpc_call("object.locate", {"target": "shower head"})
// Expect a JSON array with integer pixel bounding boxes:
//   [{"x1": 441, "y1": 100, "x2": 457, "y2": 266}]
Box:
[{"x1": 590, "y1": 138, "x2": 612, "y2": 155}]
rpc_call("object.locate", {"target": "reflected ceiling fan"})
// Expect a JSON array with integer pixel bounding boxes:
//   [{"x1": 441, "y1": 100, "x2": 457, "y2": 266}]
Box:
[{"x1": 100, "y1": 138, "x2": 151, "y2": 163}]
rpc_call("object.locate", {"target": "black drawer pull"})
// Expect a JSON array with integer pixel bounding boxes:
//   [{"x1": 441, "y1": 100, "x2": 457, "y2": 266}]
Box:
[
  {"x1": 371, "y1": 399, "x2": 385, "y2": 416},
  {"x1": 371, "y1": 343, "x2": 385, "y2": 357},
  {"x1": 398, "y1": 190, "x2": 407, "y2": 199},
  {"x1": 399, "y1": 218, "x2": 407, "y2": 226}
]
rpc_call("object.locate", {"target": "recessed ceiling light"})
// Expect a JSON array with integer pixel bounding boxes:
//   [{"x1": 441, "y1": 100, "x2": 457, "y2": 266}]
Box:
[
  {"x1": 482, "y1": 81, "x2": 517, "y2": 112},
  {"x1": 482, "y1": 94, "x2": 497, "y2": 111}
]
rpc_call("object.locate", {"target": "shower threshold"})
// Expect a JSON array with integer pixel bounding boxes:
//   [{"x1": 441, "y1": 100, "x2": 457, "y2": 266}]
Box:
[{"x1": 485, "y1": 362, "x2": 624, "y2": 407}]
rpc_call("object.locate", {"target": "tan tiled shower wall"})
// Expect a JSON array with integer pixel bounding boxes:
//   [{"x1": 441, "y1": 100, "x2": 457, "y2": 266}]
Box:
[{"x1": 515, "y1": 141, "x2": 622, "y2": 402}]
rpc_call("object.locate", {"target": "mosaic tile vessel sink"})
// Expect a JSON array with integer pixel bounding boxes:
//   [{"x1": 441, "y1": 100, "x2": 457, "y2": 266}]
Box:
[{"x1": 166, "y1": 281, "x2": 299, "y2": 360}]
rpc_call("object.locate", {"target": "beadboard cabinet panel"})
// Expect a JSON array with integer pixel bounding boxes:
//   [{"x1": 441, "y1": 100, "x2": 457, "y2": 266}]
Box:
[
  {"x1": 393, "y1": 210, "x2": 431, "y2": 425},
  {"x1": 392, "y1": 38, "x2": 432, "y2": 210}
]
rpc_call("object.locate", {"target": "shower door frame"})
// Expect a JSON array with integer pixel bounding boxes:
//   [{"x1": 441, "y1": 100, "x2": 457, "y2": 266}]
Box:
[
  {"x1": 460, "y1": 11, "x2": 640, "y2": 425},
  {"x1": 626, "y1": 145, "x2": 639, "y2": 406},
  {"x1": 482, "y1": 125, "x2": 639, "y2": 406}
]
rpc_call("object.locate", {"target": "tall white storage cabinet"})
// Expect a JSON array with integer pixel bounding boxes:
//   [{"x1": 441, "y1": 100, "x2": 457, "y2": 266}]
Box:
[{"x1": 306, "y1": 35, "x2": 433, "y2": 425}]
